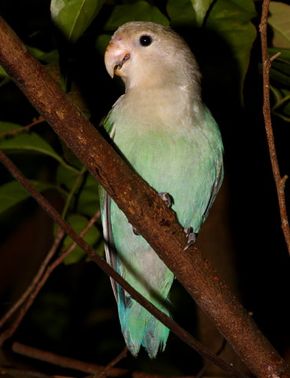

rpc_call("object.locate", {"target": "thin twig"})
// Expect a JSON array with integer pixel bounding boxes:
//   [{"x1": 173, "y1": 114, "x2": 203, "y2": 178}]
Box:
[
  {"x1": 0, "y1": 160, "x2": 94, "y2": 334},
  {"x1": 0, "y1": 210, "x2": 100, "y2": 344},
  {"x1": 0, "y1": 366, "x2": 62, "y2": 378},
  {"x1": 195, "y1": 338, "x2": 227, "y2": 378},
  {"x1": 56, "y1": 210, "x2": 100, "y2": 262},
  {"x1": 260, "y1": 0, "x2": 290, "y2": 254},
  {"x1": 12, "y1": 342, "x2": 126, "y2": 377},
  {"x1": 92, "y1": 348, "x2": 128, "y2": 378},
  {"x1": 0, "y1": 15, "x2": 288, "y2": 376},
  {"x1": 12, "y1": 342, "x2": 197, "y2": 378},
  {"x1": 0, "y1": 116, "x2": 45, "y2": 138},
  {"x1": 0, "y1": 228, "x2": 65, "y2": 328},
  {"x1": 61, "y1": 165, "x2": 87, "y2": 219},
  {"x1": 0, "y1": 150, "x2": 245, "y2": 377}
]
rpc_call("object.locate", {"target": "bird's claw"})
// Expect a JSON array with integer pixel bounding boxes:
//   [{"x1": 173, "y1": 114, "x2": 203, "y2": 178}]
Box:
[
  {"x1": 183, "y1": 227, "x2": 197, "y2": 250},
  {"x1": 159, "y1": 192, "x2": 173, "y2": 208}
]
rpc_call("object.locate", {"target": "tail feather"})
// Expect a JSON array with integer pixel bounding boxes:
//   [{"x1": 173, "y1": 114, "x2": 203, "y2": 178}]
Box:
[
  {"x1": 118, "y1": 298, "x2": 170, "y2": 358},
  {"x1": 142, "y1": 313, "x2": 169, "y2": 358}
]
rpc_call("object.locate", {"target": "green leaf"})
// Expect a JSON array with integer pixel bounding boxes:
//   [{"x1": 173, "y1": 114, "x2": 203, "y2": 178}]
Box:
[
  {"x1": 62, "y1": 214, "x2": 100, "y2": 264},
  {"x1": 272, "y1": 92, "x2": 290, "y2": 122},
  {"x1": 268, "y1": 2, "x2": 290, "y2": 49},
  {"x1": 104, "y1": 1, "x2": 169, "y2": 31},
  {"x1": 206, "y1": 0, "x2": 256, "y2": 96},
  {"x1": 0, "y1": 122, "x2": 77, "y2": 172},
  {"x1": 57, "y1": 165, "x2": 99, "y2": 217},
  {"x1": 268, "y1": 48, "x2": 290, "y2": 89},
  {"x1": 27, "y1": 47, "x2": 59, "y2": 64},
  {"x1": 1, "y1": 47, "x2": 58, "y2": 83},
  {"x1": 269, "y1": 48, "x2": 290, "y2": 121},
  {"x1": 229, "y1": 0, "x2": 256, "y2": 15},
  {"x1": 95, "y1": 34, "x2": 111, "y2": 55},
  {"x1": 0, "y1": 180, "x2": 55, "y2": 214},
  {"x1": 269, "y1": 47, "x2": 290, "y2": 61},
  {"x1": 56, "y1": 163, "x2": 79, "y2": 191},
  {"x1": 0, "y1": 66, "x2": 8, "y2": 78},
  {"x1": 167, "y1": 0, "x2": 196, "y2": 27},
  {"x1": 77, "y1": 174, "x2": 99, "y2": 217},
  {"x1": 270, "y1": 68, "x2": 290, "y2": 88},
  {"x1": 190, "y1": 0, "x2": 214, "y2": 26},
  {"x1": 50, "y1": 0, "x2": 105, "y2": 42}
]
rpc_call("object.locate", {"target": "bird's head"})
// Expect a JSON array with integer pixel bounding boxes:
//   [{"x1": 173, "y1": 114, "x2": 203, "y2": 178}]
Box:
[{"x1": 104, "y1": 21, "x2": 200, "y2": 92}]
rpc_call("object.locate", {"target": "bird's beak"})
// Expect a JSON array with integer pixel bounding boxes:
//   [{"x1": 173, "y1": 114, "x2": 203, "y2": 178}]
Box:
[{"x1": 104, "y1": 41, "x2": 130, "y2": 78}]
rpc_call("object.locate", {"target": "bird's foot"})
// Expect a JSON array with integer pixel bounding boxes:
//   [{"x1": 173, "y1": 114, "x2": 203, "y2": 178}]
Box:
[
  {"x1": 183, "y1": 227, "x2": 197, "y2": 250},
  {"x1": 159, "y1": 192, "x2": 173, "y2": 208}
]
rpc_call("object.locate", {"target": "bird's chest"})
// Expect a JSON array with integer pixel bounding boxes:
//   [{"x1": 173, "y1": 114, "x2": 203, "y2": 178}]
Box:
[
  {"x1": 113, "y1": 118, "x2": 197, "y2": 197},
  {"x1": 109, "y1": 95, "x2": 208, "y2": 228},
  {"x1": 111, "y1": 94, "x2": 194, "y2": 170},
  {"x1": 116, "y1": 125, "x2": 175, "y2": 171}
]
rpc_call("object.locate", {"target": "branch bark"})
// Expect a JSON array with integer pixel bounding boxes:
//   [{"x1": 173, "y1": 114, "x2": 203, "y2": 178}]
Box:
[
  {"x1": 12, "y1": 342, "x2": 196, "y2": 378},
  {"x1": 259, "y1": 0, "x2": 290, "y2": 255},
  {"x1": 0, "y1": 211, "x2": 100, "y2": 342},
  {"x1": 12, "y1": 342, "x2": 127, "y2": 377},
  {"x1": 0, "y1": 16, "x2": 288, "y2": 378},
  {"x1": 0, "y1": 149, "x2": 244, "y2": 376}
]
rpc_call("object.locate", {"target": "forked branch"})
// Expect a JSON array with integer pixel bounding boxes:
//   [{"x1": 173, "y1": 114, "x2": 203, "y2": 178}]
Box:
[{"x1": 260, "y1": 0, "x2": 290, "y2": 254}]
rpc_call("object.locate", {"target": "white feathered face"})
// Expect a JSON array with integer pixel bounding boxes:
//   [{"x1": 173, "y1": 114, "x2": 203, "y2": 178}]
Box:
[{"x1": 104, "y1": 21, "x2": 199, "y2": 90}]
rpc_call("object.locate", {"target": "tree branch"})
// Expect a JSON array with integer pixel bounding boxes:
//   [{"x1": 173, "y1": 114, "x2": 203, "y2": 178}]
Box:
[
  {"x1": 259, "y1": 0, "x2": 290, "y2": 254},
  {"x1": 12, "y1": 342, "x2": 127, "y2": 377},
  {"x1": 12, "y1": 342, "x2": 196, "y2": 378},
  {"x1": 0, "y1": 228, "x2": 65, "y2": 330},
  {"x1": 0, "y1": 16, "x2": 288, "y2": 377},
  {"x1": 0, "y1": 116, "x2": 45, "y2": 138},
  {"x1": 0, "y1": 150, "x2": 241, "y2": 376},
  {"x1": 0, "y1": 367, "x2": 59, "y2": 378},
  {"x1": 89, "y1": 347, "x2": 128, "y2": 378},
  {"x1": 0, "y1": 210, "x2": 100, "y2": 341}
]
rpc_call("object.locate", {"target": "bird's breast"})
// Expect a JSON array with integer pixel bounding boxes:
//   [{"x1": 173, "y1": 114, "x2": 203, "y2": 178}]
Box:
[{"x1": 111, "y1": 88, "x2": 195, "y2": 136}]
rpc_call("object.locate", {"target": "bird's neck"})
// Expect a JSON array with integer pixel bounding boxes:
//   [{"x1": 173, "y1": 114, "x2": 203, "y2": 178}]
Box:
[{"x1": 121, "y1": 83, "x2": 202, "y2": 130}]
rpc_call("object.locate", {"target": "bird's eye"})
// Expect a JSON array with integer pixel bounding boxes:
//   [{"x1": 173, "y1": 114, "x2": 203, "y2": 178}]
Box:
[{"x1": 139, "y1": 35, "x2": 152, "y2": 47}]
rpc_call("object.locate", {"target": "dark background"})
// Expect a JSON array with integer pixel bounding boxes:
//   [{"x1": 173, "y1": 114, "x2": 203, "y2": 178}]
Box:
[{"x1": 0, "y1": 0, "x2": 289, "y2": 376}]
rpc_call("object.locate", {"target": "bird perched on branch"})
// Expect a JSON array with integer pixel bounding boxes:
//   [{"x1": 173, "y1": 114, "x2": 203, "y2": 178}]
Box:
[{"x1": 100, "y1": 21, "x2": 223, "y2": 358}]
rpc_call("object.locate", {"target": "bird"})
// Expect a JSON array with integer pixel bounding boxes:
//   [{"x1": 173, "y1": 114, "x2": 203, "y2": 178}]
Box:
[{"x1": 100, "y1": 21, "x2": 223, "y2": 358}]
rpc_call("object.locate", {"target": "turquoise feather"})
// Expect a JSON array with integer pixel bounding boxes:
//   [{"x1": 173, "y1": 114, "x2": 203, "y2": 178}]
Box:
[{"x1": 100, "y1": 22, "x2": 223, "y2": 358}]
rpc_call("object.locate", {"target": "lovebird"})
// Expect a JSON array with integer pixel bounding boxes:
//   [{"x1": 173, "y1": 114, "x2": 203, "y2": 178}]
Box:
[{"x1": 100, "y1": 21, "x2": 223, "y2": 358}]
